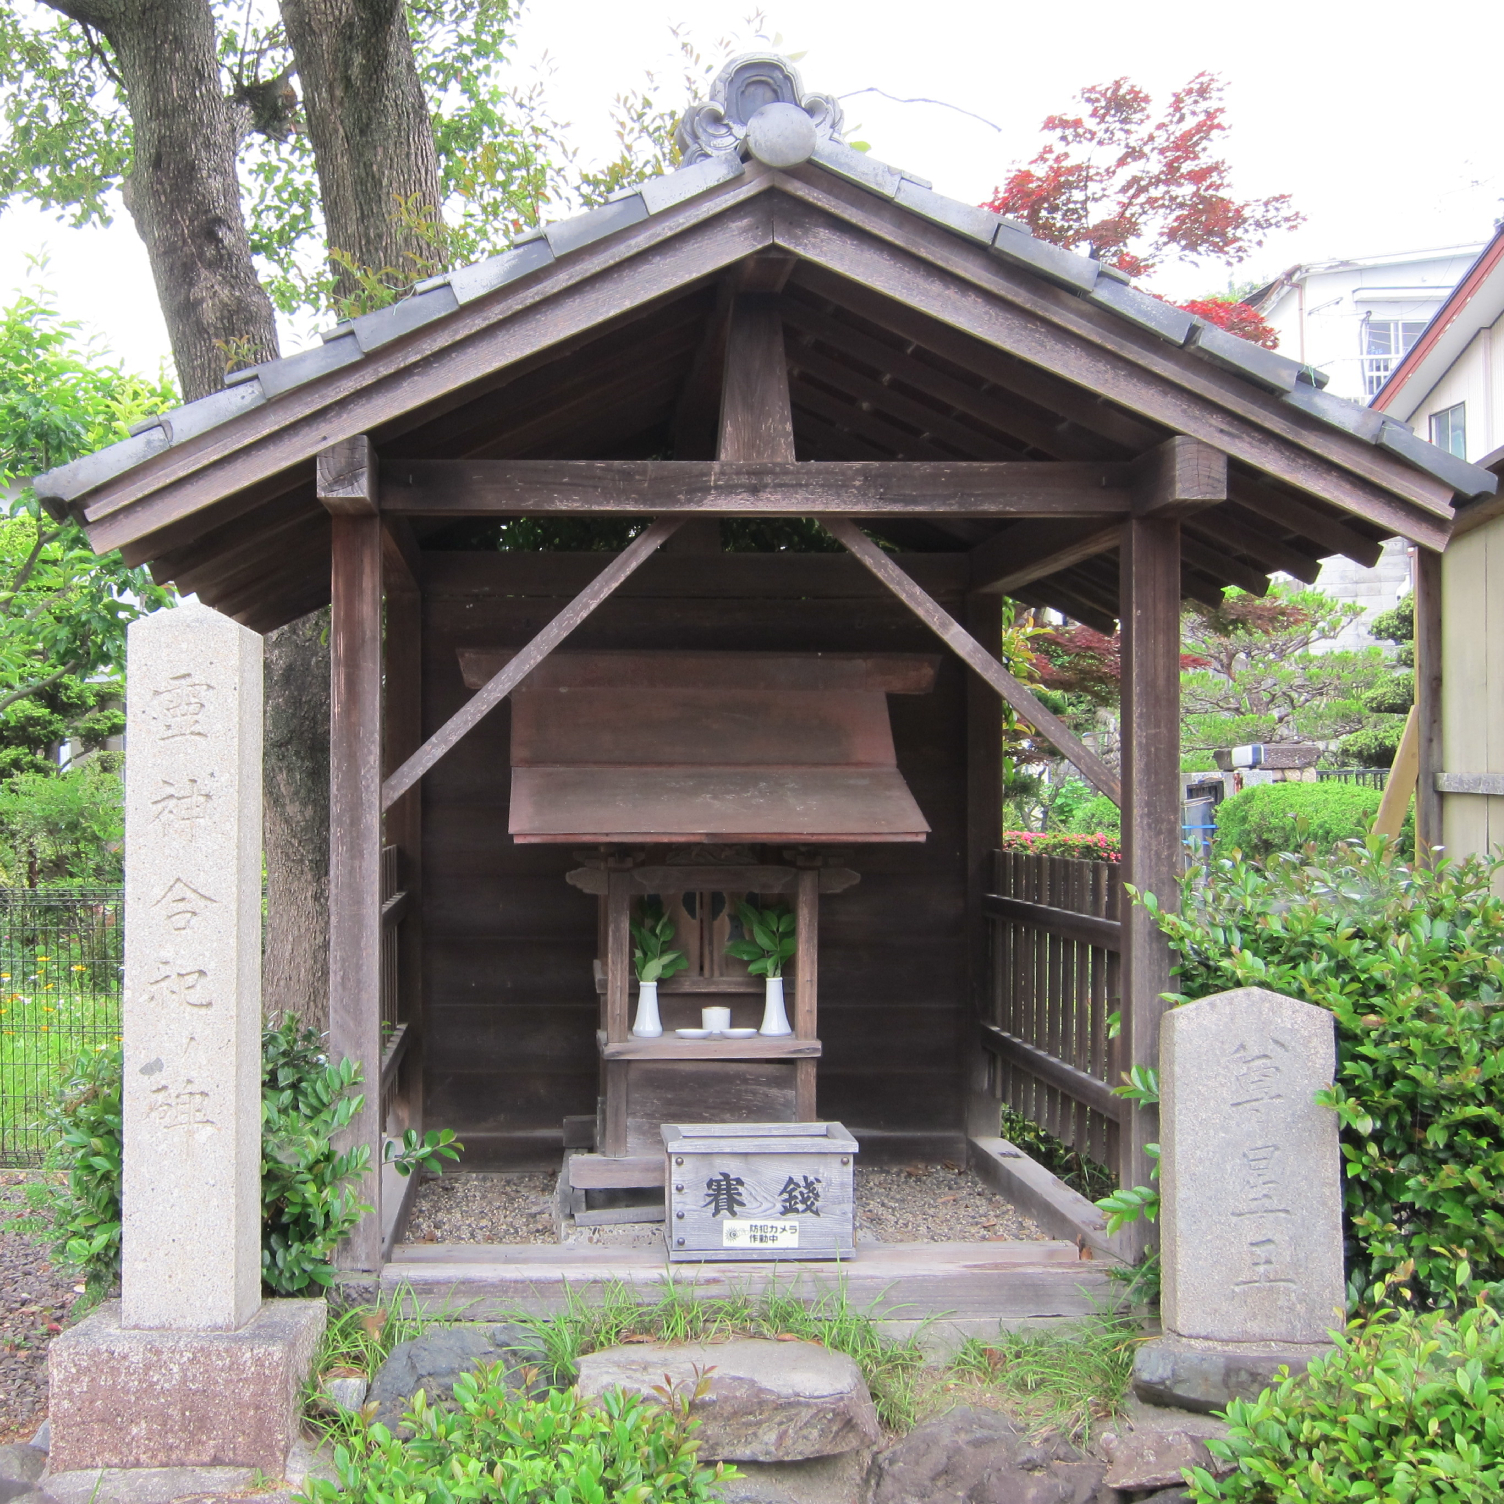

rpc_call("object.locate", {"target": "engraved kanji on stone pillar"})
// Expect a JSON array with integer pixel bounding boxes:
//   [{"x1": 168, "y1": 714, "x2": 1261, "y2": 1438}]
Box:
[{"x1": 122, "y1": 603, "x2": 263, "y2": 1332}]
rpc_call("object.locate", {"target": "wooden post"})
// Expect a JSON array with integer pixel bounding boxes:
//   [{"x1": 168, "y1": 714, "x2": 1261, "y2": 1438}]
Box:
[
  {"x1": 323, "y1": 438, "x2": 384, "y2": 1272},
  {"x1": 383, "y1": 531, "x2": 423, "y2": 1138},
  {"x1": 1118, "y1": 509, "x2": 1182, "y2": 1256},
  {"x1": 718, "y1": 295, "x2": 796, "y2": 463},
  {"x1": 1414, "y1": 546, "x2": 1443, "y2": 863},
  {"x1": 965, "y1": 592, "x2": 1004, "y2": 1141},
  {"x1": 794, "y1": 864, "x2": 819, "y2": 1120}
]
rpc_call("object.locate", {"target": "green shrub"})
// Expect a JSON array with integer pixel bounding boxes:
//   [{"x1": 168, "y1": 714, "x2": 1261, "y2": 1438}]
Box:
[
  {"x1": 999, "y1": 830, "x2": 1121, "y2": 862},
  {"x1": 1062, "y1": 793, "x2": 1121, "y2": 838},
  {"x1": 1151, "y1": 837, "x2": 1504, "y2": 1309},
  {"x1": 1213, "y1": 781, "x2": 1382, "y2": 861},
  {"x1": 301, "y1": 1364, "x2": 734, "y2": 1504},
  {"x1": 1187, "y1": 1301, "x2": 1504, "y2": 1503},
  {"x1": 13, "y1": 1017, "x2": 455, "y2": 1298},
  {"x1": 0, "y1": 763, "x2": 123, "y2": 886}
]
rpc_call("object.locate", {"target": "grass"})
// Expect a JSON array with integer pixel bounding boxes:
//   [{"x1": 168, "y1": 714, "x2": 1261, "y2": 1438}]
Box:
[
  {"x1": 304, "y1": 1280, "x2": 930, "y2": 1440},
  {"x1": 945, "y1": 1314, "x2": 1137, "y2": 1444}
]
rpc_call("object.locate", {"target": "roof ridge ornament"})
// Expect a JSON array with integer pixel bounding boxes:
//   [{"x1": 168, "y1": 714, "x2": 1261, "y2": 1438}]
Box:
[{"x1": 676, "y1": 52, "x2": 844, "y2": 168}]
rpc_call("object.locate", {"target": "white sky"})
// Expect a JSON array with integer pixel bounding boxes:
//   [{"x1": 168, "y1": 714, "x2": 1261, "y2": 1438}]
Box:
[{"x1": 2, "y1": 0, "x2": 1500, "y2": 385}]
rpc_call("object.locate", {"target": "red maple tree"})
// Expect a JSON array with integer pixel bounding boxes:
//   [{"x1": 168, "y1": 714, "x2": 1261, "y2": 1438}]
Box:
[
  {"x1": 985, "y1": 74, "x2": 1301, "y2": 282},
  {"x1": 1179, "y1": 295, "x2": 1279, "y2": 350}
]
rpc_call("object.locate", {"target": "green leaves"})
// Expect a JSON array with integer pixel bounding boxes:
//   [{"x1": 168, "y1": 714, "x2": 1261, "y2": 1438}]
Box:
[
  {"x1": 630, "y1": 899, "x2": 688, "y2": 985},
  {"x1": 1154, "y1": 837, "x2": 1504, "y2": 1311},
  {"x1": 384, "y1": 1127, "x2": 461, "y2": 1178},
  {"x1": 725, "y1": 901, "x2": 796, "y2": 980},
  {"x1": 14, "y1": 1014, "x2": 456, "y2": 1299},
  {"x1": 1187, "y1": 1302, "x2": 1504, "y2": 1503}
]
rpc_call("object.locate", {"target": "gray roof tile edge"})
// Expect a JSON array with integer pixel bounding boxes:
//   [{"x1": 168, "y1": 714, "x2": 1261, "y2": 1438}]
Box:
[
  {"x1": 989, "y1": 222, "x2": 1099, "y2": 295},
  {"x1": 1085, "y1": 278, "x2": 1195, "y2": 344},
  {"x1": 34, "y1": 427, "x2": 172, "y2": 504},
  {"x1": 1377, "y1": 422, "x2": 1498, "y2": 500},
  {"x1": 1187, "y1": 321, "x2": 1302, "y2": 394},
  {"x1": 640, "y1": 153, "x2": 745, "y2": 214},
  {"x1": 1281, "y1": 383, "x2": 1394, "y2": 444}
]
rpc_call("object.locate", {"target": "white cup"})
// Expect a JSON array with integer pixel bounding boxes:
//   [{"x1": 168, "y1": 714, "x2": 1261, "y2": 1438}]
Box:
[{"x1": 702, "y1": 1006, "x2": 732, "y2": 1033}]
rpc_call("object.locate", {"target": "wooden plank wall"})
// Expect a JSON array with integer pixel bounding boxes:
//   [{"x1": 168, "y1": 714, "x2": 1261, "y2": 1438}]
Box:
[
  {"x1": 419, "y1": 550, "x2": 973, "y2": 1168},
  {"x1": 1441, "y1": 518, "x2": 1504, "y2": 872}
]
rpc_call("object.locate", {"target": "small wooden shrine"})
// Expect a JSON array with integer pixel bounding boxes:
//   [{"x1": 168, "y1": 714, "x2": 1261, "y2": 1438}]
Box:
[{"x1": 41, "y1": 52, "x2": 1492, "y2": 1271}]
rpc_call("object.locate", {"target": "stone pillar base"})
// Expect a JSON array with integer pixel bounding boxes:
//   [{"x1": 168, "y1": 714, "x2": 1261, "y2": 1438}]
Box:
[
  {"x1": 48, "y1": 1298, "x2": 325, "y2": 1472},
  {"x1": 1132, "y1": 1333, "x2": 1331, "y2": 1414}
]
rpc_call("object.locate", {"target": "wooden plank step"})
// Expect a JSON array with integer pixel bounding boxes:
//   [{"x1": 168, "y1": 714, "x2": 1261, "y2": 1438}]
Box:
[
  {"x1": 382, "y1": 1240, "x2": 1111, "y2": 1323},
  {"x1": 569, "y1": 1154, "x2": 664, "y2": 1188}
]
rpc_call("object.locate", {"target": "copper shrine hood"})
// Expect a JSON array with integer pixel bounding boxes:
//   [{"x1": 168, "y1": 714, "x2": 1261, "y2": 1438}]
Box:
[{"x1": 456, "y1": 649, "x2": 939, "y2": 843}]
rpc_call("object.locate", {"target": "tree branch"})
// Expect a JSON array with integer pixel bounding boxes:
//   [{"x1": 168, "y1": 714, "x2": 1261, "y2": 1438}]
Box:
[
  {"x1": 36, "y1": 0, "x2": 124, "y2": 41},
  {"x1": 0, "y1": 661, "x2": 81, "y2": 719}
]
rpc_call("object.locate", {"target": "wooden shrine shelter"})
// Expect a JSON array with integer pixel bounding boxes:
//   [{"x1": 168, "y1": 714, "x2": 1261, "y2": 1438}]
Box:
[{"x1": 41, "y1": 55, "x2": 1496, "y2": 1272}]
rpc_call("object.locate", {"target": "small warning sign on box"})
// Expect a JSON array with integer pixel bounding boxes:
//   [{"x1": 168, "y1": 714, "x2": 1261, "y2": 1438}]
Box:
[{"x1": 723, "y1": 1218, "x2": 799, "y2": 1249}]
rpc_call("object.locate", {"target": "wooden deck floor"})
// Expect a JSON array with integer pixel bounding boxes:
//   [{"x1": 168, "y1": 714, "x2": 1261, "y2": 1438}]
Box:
[{"x1": 383, "y1": 1239, "x2": 1117, "y2": 1328}]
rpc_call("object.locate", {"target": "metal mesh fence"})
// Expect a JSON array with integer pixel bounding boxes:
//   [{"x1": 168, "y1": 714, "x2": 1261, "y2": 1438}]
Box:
[{"x1": 0, "y1": 887, "x2": 123, "y2": 1167}]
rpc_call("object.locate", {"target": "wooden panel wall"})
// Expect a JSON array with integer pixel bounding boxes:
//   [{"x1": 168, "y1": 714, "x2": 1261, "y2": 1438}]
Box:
[
  {"x1": 419, "y1": 551, "x2": 973, "y2": 1167},
  {"x1": 1441, "y1": 519, "x2": 1504, "y2": 872}
]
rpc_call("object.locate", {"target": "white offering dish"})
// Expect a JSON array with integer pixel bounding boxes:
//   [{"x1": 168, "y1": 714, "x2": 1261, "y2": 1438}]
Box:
[
  {"x1": 675, "y1": 1027, "x2": 710, "y2": 1038},
  {"x1": 701, "y1": 1006, "x2": 732, "y2": 1032},
  {"x1": 721, "y1": 1027, "x2": 759, "y2": 1038}
]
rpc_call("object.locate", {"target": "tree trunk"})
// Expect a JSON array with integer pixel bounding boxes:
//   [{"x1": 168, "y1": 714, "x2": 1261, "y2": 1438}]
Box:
[
  {"x1": 262, "y1": 611, "x2": 331, "y2": 1031},
  {"x1": 41, "y1": 0, "x2": 280, "y2": 401},
  {"x1": 278, "y1": 0, "x2": 442, "y2": 305}
]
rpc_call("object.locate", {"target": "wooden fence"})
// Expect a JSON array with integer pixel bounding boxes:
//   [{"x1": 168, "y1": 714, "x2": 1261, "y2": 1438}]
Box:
[{"x1": 978, "y1": 849, "x2": 1122, "y2": 1170}]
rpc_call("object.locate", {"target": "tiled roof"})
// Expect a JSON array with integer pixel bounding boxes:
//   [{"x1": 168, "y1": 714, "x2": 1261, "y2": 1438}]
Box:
[{"x1": 35, "y1": 54, "x2": 1497, "y2": 512}]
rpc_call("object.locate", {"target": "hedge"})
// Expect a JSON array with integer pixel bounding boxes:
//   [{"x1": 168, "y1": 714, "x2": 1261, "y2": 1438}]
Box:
[{"x1": 1213, "y1": 780, "x2": 1381, "y2": 861}]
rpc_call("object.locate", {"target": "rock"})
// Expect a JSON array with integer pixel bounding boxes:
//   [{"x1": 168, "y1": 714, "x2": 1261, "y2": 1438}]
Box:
[
  {"x1": 575, "y1": 1339, "x2": 879, "y2": 1463},
  {"x1": 367, "y1": 1322, "x2": 545, "y2": 1432},
  {"x1": 320, "y1": 1372, "x2": 369, "y2": 1412},
  {"x1": 27, "y1": 1426, "x2": 48, "y2": 1455},
  {"x1": 1099, "y1": 1427, "x2": 1226, "y2": 1492},
  {"x1": 44, "y1": 1468, "x2": 257, "y2": 1504},
  {"x1": 1131, "y1": 1334, "x2": 1326, "y2": 1415},
  {"x1": 869, "y1": 1405, "x2": 1105, "y2": 1504},
  {"x1": 1138, "y1": 1492, "x2": 1194, "y2": 1504},
  {"x1": 714, "y1": 1449, "x2": 873, "y2": 1504},
  {"x1": 0, "y1": 1449, "x2": 48, "y2": 1504}
]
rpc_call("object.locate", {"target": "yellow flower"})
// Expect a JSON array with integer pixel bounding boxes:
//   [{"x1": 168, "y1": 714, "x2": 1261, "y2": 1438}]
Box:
[
  {"x1": 72, "y1": 965, "x2": 87, "y2": 972},
  {"x1": 36, "y1": 954, "x2": 49, "y2": 961}
]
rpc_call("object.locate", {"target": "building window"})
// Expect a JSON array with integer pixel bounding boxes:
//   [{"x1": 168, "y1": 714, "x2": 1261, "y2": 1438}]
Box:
[
  {"x1": 1362, "y1": 318, "x2": 1428, "y2": 398},
  {"x1": 1430, "y1": 402, "x2": 1466, "y2": 458}
]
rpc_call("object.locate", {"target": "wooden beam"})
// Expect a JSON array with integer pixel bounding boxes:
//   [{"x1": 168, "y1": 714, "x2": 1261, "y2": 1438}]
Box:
[
  {"x1": 1118, "y1": 500, "x2": 1182, "y2": 1255},
  {"x1": 317, "y1": 435, "x2": 379, "y2": 515},
  {"x1": 970, "y1": 518, "x2": 1124, "y2": 595},
  {"x1": 785, "y1": 341, "x2": 1022, "y2": 460},
  {"x1": 1188, "y1": 506, "x2": 1324, "y2": 585},
  {"x1": 328, "y1": 507, "x2": 384, "y2": 1270},
  {"x1": 1180, "y1": 534, "x2": 1269, "y2": 597},
  {"x1": 1229, "y1": 472, "x2": 1386, "y2": 568},
  {"x1": 1414, "y1": 546, "x2": 1443, "y2": 862},
  {"x1": 719, "y1": 294, "x2": 796, "y2": 462},
  {"x1": 380, "y1": 459, "x2": 1140, "y2": 516},
  {"x1": 380, "y1": 516, "x2": 683, "y2": 809},
  {"x1": 1132, "y1": 436, "x2": 1226, "y2": 513},
  {"x1": 819, "y1": 514, "x2": 1121, "y2": 803},
  {"x1": 781, "y1": 296, "x2": 1111, "y2": 460},
  {"x1": 790, "y1": 380, "x2": 958, "y2": 462}
]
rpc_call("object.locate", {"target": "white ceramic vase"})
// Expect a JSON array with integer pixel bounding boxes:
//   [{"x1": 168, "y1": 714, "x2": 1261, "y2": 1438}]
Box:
[
  {"x1": 759, "y1": 975, "x2": 792, "y2": 1036},
  {"x1": 631, "y1": 980, "x2": 663, "y2": 1037}
]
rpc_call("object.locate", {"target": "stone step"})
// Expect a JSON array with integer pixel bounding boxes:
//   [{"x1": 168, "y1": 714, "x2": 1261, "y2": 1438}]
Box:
[{"x1": 382, "y1": 1239, "x2": 1114, "y2": 1324}]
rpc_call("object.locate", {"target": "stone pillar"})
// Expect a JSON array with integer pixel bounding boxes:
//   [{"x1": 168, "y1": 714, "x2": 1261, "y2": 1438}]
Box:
[
  {"x1": 49, "y1": 603, "x2": 324, "y2": 1475},
  {"x1": 1133, "y1": 986, "x2": 1345, "y2": 1414},
  {"x1": 120, "y1": 601, "x2": 263, "y2": 1330}
]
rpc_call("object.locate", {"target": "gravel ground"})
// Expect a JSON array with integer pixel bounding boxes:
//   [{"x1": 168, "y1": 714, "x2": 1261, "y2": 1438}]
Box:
[
  {"x1": 405, "y1": 1171, "x2": 559, "y2": 1244},
  {"x1": 0, "y1": 1174, "x2": 87, "y2": 1444},
  {"x1": 854, "y1": 1163, "x2": 1042, "y2": 1243},
  {"x1": 402, "y1": 1163, "x2": 1041, "y2": 1247}
]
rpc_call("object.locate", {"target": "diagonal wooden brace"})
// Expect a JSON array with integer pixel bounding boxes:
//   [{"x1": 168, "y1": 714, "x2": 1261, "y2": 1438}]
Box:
[
  {"x1": 380, "y1": 516, "x2": 684, "y2": 810},
  {"x1": 818, "y1": 514, "x2": 1122, "y2": 804}
]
